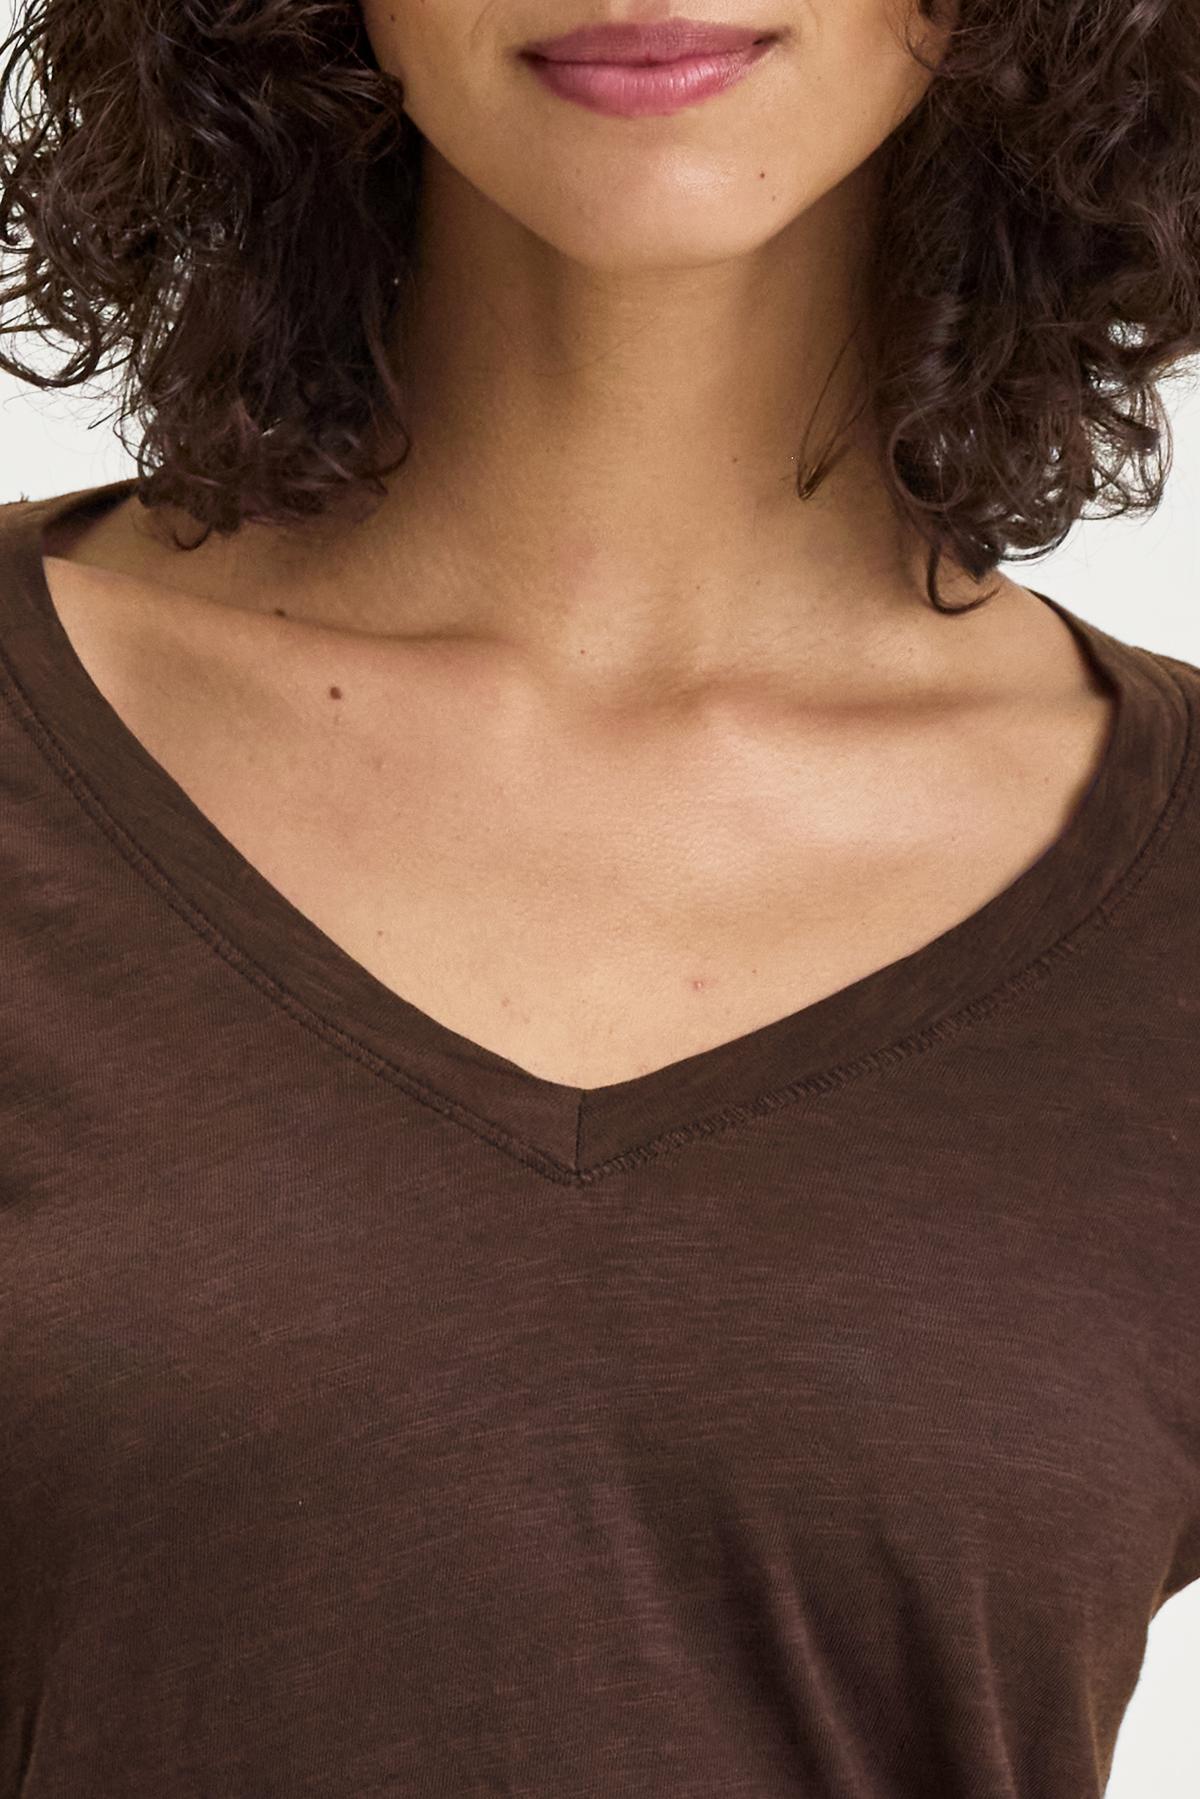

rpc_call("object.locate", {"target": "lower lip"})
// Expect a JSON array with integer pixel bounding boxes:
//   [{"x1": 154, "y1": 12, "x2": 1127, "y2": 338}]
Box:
[{"x1": 520, "y1": 41, "x2": 775, "y2": 118}]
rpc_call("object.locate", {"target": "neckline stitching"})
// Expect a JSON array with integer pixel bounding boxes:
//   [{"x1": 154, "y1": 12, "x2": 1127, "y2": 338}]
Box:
[
  {"x1": 1, "y1": 601, "x2": 1195, "y2": 1188},
  {"x1": 0, "y1": 647, "x2": 581, "y2": 1178}
]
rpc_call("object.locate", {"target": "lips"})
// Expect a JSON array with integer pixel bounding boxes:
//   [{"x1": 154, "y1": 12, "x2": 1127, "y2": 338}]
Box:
[{"x1": 521, "y1": 19, "x2": 777, "y2": 63}]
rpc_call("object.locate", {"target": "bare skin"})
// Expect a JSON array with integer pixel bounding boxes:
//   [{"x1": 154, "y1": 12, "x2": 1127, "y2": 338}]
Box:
[
  {"x1": 31, "y1": 3, "x2": 1117, "y2": 1090},
  {"x1": 40, "y1": 495, "x2": 1114, "y2": 1091}
]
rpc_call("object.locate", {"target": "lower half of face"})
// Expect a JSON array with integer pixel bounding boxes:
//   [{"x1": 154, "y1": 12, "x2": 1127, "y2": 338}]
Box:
[{"x1": 359, "y1": 0, "x2": 951, "y2": 271}]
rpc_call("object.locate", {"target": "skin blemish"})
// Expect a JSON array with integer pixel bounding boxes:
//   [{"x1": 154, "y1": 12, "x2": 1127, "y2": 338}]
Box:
[
  {"x1": 273, "y1": 606, "x2": 287, "y2": 617},
  {"x1": 328, "y1": 685, "x2": 342, "y2": 700}
]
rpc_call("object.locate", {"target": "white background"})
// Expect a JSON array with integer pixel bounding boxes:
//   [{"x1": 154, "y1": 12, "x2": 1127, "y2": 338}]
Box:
[{"x1": 2, "y1": 33, "x2": 1199, "y2": 1792}]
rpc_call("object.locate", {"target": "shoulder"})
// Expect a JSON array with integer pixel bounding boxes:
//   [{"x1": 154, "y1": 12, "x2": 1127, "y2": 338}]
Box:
[
  {"x1": 0, "y1": 486, "x2": 51, "y2": 540},
  {"x1": 1142, "y1": 639, "x2": 1200, "y2": 695},
  {"x1": 0, "y1": 481, "x2": 131, "y2": 562}
]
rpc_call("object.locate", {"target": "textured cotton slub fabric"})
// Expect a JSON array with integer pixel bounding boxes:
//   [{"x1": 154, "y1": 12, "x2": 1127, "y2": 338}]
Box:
[{"x1": 2, "y1": 478, "x2": 1199, "y2": 1799}]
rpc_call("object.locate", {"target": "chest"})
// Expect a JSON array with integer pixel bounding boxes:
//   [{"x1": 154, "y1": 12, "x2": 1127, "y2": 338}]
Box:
[{"x1": 41, "y1": 558, "x2": 1114, "y2": 1090}]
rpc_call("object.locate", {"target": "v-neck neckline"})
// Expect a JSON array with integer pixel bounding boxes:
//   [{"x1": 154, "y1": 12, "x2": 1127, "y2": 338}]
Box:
[{"x1": 1, "y1": 478, "x2": 1195, "y2": 1182}]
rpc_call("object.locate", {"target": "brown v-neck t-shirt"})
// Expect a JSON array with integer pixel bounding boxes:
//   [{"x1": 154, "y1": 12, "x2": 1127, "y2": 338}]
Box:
[{"x1": 2, "y1": 478, "x2": 1200, "y2": 1799}]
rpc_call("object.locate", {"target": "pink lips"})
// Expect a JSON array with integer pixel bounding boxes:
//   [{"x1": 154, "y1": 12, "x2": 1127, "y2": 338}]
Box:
[{"x1": 519, "y1": 18, "x2": 780, "y2": 118}]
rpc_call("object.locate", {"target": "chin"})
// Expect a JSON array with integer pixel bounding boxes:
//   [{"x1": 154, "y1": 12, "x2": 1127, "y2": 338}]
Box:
[{"x1": 520, "y1": 190, "x2": 791, "y2": 274}]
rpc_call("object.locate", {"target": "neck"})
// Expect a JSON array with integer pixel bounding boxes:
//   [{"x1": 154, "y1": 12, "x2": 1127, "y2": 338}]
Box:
[{"x1": 145, "y1": 144, "x2": 1006, "y2": 704}]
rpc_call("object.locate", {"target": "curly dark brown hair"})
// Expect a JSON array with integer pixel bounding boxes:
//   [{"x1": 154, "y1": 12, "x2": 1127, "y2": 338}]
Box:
[{"x1": 1, "y1": 0, "x2": 1199, "y2": 612}]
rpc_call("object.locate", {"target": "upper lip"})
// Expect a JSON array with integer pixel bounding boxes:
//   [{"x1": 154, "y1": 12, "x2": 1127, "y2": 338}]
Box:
[{"x1": 520, "y1": 18, "x2": 778, "y2": 62}]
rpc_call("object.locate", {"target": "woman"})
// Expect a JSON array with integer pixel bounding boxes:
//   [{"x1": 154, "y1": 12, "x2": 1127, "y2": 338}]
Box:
[{"x1": 0, "y1": 0, "x2": 1198, "y2": 1792}]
